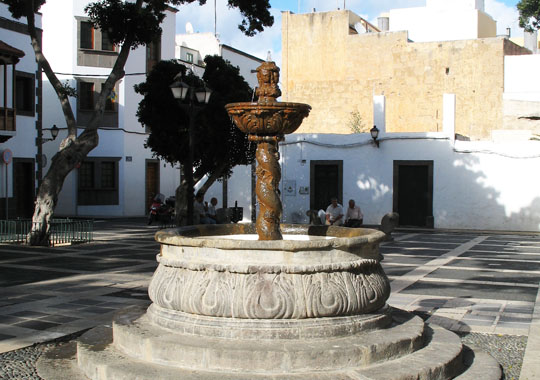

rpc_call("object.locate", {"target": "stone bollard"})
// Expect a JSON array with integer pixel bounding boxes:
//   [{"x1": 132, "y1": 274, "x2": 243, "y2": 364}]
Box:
[{"x1": 380, "y1": 212, "x2": 399, "y2": 241}]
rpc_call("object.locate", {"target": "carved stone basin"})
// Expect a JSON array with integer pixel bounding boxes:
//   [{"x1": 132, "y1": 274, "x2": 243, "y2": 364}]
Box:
[
  {"x1": 225, "y1": 101, "x2": 311, "y2": 135},
  {"x1": 149, "y1": 224, "x2": 390, "y2": 330}
]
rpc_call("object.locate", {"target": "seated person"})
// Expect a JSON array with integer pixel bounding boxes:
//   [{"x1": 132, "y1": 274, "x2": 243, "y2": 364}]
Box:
[
  {"x1": 207, "y1": 197, "x2": 218, "y2": 223},
  {"x1": 194, "y1": 193, "x2": 216, "y2": 224},
  {"x1": 325, "y1": 197, "x2": 344, "y2": 226},
  {"x1": 344, "y1": 199, "x2": 363, "y2": 228}
]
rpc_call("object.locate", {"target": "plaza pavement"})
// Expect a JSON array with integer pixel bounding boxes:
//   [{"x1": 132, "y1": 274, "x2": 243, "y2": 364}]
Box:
[{"x1": 0, "y1": 219, "x2": 539, "y2": 379}]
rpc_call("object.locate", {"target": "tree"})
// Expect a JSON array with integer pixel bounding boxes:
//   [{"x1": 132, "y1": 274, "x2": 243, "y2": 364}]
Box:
[
  {"x1": 4, "y1": 0, "x2": 272, "y2": 245},
  {"x1": 134, "y1": 56, "x2": 256, "y2": 224},
  {"x1": 518, "y1": 0, "x2": 540, "y2": 31}
]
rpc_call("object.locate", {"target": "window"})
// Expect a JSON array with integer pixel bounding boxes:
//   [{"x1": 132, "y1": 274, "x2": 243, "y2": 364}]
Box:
[
  {"x1": 186, "y1": 52, "x2": 194, "y2": 63},
  {"x1": 15, "y1": 72, "x2": 35, "y2": 116},
  {"x1": 101, "y1": 30, "x2": 115, "y2": 51},
  {"x1": 105, "y1": 90, "x2": 115, "y2": 111},
  {"x1": 80, "y1": 21, "x2": 94, "y2": 49},
  {"x1": 79, "y1": 162, "x2": 95, "y2": 188},
  {"x1": 146, "y1": 37, "x2": 161, "y2": 73},
  {"x1": 79, "y1": 81, "x2": 94, "y2": 111},
  {"x1": 78, "y1": 158, "x2": 120, "y2": 205},
  {"x1": 77, "y1": 79, "x2": 118, "y2": 128},
  {"x1": 77, "y1": 17, "x2": 118, "y2": 67}
]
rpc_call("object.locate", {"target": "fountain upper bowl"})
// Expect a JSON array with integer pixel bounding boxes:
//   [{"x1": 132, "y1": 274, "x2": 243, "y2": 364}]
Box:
[{"x1": 225, "y1": 101, "x2": 311, "y2": 135}]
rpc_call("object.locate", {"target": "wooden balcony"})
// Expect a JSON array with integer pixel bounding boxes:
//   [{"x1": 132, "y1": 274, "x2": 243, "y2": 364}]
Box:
[{"x1": 0, "y1": 107, "x2": 16, "y2": 142}]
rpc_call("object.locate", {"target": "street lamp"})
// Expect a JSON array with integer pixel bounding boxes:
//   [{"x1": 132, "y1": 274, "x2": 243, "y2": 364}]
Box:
[
  {"x1": 170, "y1": 74, "x2": 212, "y2": 225},
  {"x1": 370, "y1": 125, "x2": 380, "y2": 148},
  {"x1": 35, "y1": 124, "x2": 60, "y2": 188}
]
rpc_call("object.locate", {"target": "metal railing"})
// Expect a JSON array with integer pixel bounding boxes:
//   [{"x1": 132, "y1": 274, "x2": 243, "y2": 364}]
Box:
[{"x1": 0, "y1": 218, "x2": 93, "y2": 246}]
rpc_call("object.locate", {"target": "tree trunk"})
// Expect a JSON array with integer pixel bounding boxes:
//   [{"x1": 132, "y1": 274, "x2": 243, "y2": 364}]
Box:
[
  {"x1": 28, "y1": 131, "x2": 99, "y2": 245},
  {"x1": 174, "y1": 161, "x2": 229, "y2": 226}
]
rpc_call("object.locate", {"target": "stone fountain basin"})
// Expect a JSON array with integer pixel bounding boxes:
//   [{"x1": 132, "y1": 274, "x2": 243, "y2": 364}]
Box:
[
  {"x1": 149, "y1": 224, "x2": 390, "y2": 325},
  {"x1": 225, "y1": 101, "x2": 311, "y2": 135}
]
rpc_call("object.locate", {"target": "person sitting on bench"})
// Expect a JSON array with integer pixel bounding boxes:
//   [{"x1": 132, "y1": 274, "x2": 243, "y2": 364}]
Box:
[{"x1": 344, "y1": 199, "x2": 363, "y2": 228}]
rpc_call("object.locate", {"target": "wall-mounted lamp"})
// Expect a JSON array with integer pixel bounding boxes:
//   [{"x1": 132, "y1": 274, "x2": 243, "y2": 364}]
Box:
[
  {"x1": 38, "y1": 124, "x2": 59, "y2": 144},
  {"x1": 370, "y1": 125, "x2": 380, "y2": 148}
]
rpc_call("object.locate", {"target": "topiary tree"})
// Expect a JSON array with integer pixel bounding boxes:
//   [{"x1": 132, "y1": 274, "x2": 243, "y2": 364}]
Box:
[
  {"x1": 4, "y1": 0, "x2": 272, "y2": 245},
  {"x1": 135, "y1": 56, "x2": 256, "y2": 224}
]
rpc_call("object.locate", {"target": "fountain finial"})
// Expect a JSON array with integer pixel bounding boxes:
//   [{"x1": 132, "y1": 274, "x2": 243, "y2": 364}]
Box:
[{"x1": 255, "y1": 60, "x2": 281, "y2": 103}]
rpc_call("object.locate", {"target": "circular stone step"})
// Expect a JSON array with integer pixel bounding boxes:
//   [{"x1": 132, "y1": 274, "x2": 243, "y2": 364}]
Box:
[
  {"x1": 107, "y1": 307, "x2": 426, "y2": 373},
  {"x1": 38, "y1": 308, "x2": 502, "y2": 380}
]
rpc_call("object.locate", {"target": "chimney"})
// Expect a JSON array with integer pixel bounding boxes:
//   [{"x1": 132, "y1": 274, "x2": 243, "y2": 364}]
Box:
[
  {"x1": 524, "y1": 30, "x2": 538, "y2": 54},
  {"x1": 377, "y1": 17, "x2": 389, "y2": 32},
  {"x1": 506, "y1": 27, "x2": 511, "y2": 38}
]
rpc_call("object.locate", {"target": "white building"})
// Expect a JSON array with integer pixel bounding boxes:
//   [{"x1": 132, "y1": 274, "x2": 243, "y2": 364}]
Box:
[
  {"x1": 175, "y1": 31, "x2": 264, "y2": 220},
  {"x1": 386, "y1": 0, "x2": 497, "y2": 42},
  {"x1": 0, "y1": 3, "x2": 41, "y2": 219},
  {"x1": 40, "y1": 0, "x2": 180, "y2": 217}
]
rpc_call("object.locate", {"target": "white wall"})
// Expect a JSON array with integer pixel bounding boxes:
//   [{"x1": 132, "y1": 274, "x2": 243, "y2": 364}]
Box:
[
  {"x1": 221, "y1": 47, "x2": 263, "y2": 89},
  {"x1": 504, "y1": 55, "x2": 540, "y2": 101},
  {"x1": 278, "y1": 133, "x2": 540, "y2": 232},
  {"x1": 176, "y1": 32, "x2": 220, "y2": 61},
  {"x1": 389, "y1": 3, "x2": 495, "y2": 42},
  {"x1": 0, "y1": 4, "x2": 40, "y2": 200}
]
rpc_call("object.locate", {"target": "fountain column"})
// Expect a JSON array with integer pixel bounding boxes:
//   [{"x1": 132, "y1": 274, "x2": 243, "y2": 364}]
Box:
[{"x1": 249, "y1": 135, "x2": 283, "y2": 240}]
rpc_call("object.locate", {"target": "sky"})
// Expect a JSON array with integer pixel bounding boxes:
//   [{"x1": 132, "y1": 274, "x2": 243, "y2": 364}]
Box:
[{"x1": 174, "y1": 0, "x2": 523, "y2": 68}]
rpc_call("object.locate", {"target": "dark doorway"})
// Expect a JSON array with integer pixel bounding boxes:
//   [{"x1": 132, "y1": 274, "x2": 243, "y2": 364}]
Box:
[
  {"x1": 145, "y1": 160, "x2": 160, "y2": 213},
  {"x1": 13, "y1": 158, "x2": 35, "y2": 218},
  {"x1": 393, "y1": 160, "x2": 433, "y2": 227},
  {"x1": 310, "y1": 160, "x2": 343, "y2": 211}
]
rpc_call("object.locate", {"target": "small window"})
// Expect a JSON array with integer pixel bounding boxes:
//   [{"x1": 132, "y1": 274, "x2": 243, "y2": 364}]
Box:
[
  {"x1": 80, "y1": 21, "x2": 94, "y2": 49},
  {"x1": 78, "y1": 158, "x2": 119, "y2": 205},
  {"x1": 146, "y1": 37, "x2": 161, "y2": 73},
  {"x1": 79, "y1": 82, "x2": 94, "y2": 110},
  {"x1": 101, "y1": 30, "x2": 115, "y2": 51},
  {"x1": 15, "y1": 72, "x2": 35, "y2": 116},
  {"x1": 186, "y1": 52, "x2": 194, "y2": 63}
]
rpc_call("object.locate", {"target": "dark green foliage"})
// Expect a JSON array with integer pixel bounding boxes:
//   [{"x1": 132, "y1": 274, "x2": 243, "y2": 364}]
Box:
[
  {"x1": 518, "y1": 0, "x2": 540, "y2": 31},
  {"x1": 6, "y1": 0, "x2": 272, "y2": 47},
  {"x1": 135, "y1": 57, "x2": 256, "y2": 181},
  {"x1": 2, "y1": 0, "x2": 46, "y2": 19}
]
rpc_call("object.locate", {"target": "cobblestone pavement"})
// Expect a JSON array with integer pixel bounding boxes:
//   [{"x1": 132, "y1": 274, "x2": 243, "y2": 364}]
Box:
[{"x1": 0, "y1": 221, "x2": 539, "y2": 379}]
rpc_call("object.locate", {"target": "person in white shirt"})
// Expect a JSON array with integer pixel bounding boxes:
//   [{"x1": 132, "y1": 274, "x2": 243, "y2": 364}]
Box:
[
  {"x1": 207, "y1": 197, "x2": 218, "y2": 223},
  {"x1": 325, "y1": 197, "x2": 344, "y2": 226},
  {"x1": 344, "y1": 199, "x2": 363, "y2": 228},
  {"x1": 195, "y1": 193, "x2": 216, "y2": 224}
]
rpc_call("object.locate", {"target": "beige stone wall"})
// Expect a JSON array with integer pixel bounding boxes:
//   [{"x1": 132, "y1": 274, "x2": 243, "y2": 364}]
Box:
[{"x1": 281, "y1": 10, "x2": 529, "y2": 140}]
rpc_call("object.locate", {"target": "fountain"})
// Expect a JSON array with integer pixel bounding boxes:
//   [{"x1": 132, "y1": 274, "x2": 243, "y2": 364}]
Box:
[{"x1": 38, "y1": 58, "x2": 502, "y2": 380}]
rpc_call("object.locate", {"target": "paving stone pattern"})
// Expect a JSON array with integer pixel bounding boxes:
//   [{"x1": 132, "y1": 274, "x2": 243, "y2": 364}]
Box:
[{"x1": 0, "y1": 222, "x2": 539, "y2": 379}]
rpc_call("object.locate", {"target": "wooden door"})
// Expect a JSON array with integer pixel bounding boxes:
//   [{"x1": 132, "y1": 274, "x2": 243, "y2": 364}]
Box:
[
  {"x1": 145, "y1": 160, "x2": 159, "y2": 213},
  {"x1": 310, "y1": 160, "x2": 343, "y2": 211},
  {"x1": 393, "y1": 160, "x2": 433, "y2": 227},
  {"x1": 13, "y1": 159, "x2": 35, "y2": 218}
]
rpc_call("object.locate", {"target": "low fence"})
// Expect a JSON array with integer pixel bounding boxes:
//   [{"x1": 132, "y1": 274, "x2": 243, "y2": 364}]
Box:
[{"x1": 0, "y1": 219, "x2": 94, "y2": 246}]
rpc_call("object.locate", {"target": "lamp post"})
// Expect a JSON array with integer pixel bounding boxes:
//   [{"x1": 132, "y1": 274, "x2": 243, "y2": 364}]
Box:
[
  {"x1": 170, "y1": 75, "x2": 212, "y2": 225},
  {"x1": 370, "y1": 125, "x2": 380, "y2": 148}
]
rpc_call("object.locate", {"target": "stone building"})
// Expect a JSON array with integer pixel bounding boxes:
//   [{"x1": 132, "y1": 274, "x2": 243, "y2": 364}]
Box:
[{"x1": 281, "y1": 9, "x2": 533, "y2": 140}]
